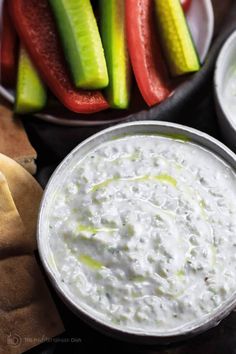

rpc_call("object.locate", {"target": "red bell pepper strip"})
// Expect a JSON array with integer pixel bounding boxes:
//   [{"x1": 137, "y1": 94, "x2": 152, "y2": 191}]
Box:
[
  {"x1": 8, "y1": 0, "x2": 109, "y2": 114},
  {"x1": 126, "y1": 0, "x2": 171, "y2": 107},
  {"x1": 0, "y1": 0, "x2": 18, "y2": 86},
  {"x1": 181, "y1": 0, "x2": 192, "y2": 12}
]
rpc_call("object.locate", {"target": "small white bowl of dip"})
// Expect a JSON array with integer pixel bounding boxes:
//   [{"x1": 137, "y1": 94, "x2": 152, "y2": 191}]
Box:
[
  {"x1": 38, "y1": 121, "x2": 236, "y2": 344},
  {"x1": 215, "y1": 30, "x2": 236, "y2": 152}
]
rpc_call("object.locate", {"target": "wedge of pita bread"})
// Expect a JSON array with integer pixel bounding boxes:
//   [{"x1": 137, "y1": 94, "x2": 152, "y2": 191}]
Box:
[
  {"x1": 0, "y1": 172, "x2": 32, "y2": 257},
  {"x1": 0, "y1": 154, "x2": 43, "y2": 250},
  {"x1": 0, "y1": 255, "x2": 64, "y2": 354},
  {"x1": 0, "y1": 172, "x2": 64, "y2": 353},
  {"x1": 0, "y1": 105, "x2": 37, "y2": 175}
]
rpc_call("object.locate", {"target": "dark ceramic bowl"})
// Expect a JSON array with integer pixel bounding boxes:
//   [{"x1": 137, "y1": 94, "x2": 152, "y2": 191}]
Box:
[{"x1": 0, "y1": 0, "x2": 214, "y2": 126}]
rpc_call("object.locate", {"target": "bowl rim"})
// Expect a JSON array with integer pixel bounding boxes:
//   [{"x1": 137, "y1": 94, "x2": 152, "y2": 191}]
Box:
[
  {"x1": 38, "y1": 120, "x2": 236, "y2": 344},
  {"x1": 214, "y1": 29, "x2": 236, "y2": 133}
]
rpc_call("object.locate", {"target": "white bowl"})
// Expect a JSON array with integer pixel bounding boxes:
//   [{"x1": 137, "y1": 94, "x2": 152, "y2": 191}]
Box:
[
  {"x1": 214, "y1": 30, "x2": 236, "y2": 152},
  {"x1": 38, "y1": 121, "x2": 236, "y2": 344}
]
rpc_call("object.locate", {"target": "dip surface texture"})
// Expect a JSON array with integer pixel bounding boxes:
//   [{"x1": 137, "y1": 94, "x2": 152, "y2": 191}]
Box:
[{"x1": 48, "y1": 135, "x2": 236, "y2": 332}]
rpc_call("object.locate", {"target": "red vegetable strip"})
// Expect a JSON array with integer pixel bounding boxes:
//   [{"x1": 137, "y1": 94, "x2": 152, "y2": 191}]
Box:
[
  {"x1": 8, "y1": 0, "x2": 109, "y2": 114},
  {"x1": 181, "y1": 0, "x2": 192, "y2": 12},
  {"x1": 126, "y1": 0, "x2": 171, "y2": 107},
  {"x1": 0, "y1": 0, "x2": 18, "y2": 86}
]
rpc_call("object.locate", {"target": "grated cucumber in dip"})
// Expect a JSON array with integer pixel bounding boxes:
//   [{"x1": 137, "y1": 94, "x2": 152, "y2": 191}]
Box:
[{"x1": 48, "y1": 134, "x2": 236, "y2": 332}]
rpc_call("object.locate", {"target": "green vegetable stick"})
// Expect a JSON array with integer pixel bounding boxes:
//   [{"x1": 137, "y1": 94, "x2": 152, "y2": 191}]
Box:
[
  {"x1": 15, "y1": 45, "x2": 47, "y2": 114},
  {"x1": 154, "y1": 0, "x2": 200, "y2": 77},
  {"x1": 99, "y1": 0, "x2": 131, "y2": 109},
  {"x1": 49, "y1": 0, "x2": 109, "y2": 89}
]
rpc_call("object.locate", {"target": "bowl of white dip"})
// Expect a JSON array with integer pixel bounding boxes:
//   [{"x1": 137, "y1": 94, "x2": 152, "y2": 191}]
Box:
[
  {"x1": 215, "y1": 30, "x2": 236, "y2": 152},
  {"x1": 38, "y1": 121, "x2": 236, "y2": 344}
]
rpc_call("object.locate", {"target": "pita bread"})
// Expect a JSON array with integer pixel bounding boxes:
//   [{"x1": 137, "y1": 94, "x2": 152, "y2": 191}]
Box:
[
  {"x1": 0, "y1": 173, "x2": 64, "y2": 353},
  {"x1": 0, "y1": 255, "x2": 64, "y2": 354},
  {"x1": 0, "y1": 154, "x2": 43, "y2": 250},
  {"x1": 0, "y1": 105, "x2": 37, "y2": 175},
  {"x1": 0, "y1": 172, "x2": 32, "y2": 257}
]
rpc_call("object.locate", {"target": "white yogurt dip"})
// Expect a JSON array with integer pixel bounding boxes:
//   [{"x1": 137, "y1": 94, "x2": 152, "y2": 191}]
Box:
[{"x1": 48, "y1": 134, "x2": 236, "y2": 332}]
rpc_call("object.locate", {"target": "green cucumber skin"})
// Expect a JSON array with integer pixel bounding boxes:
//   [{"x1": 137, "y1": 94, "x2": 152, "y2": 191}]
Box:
[
  {"x1": 154, "y1": 0, "x2": 200, "y2": 77},
  {"x1": 15, "y1": 46, "x2": 47, "y2": 114},
  {"x1": 49, "y1": 0, "x2": 108, "y2": 89},
  {"x1": 99, "y1": 0, "x2": 131, "y2": 109}
]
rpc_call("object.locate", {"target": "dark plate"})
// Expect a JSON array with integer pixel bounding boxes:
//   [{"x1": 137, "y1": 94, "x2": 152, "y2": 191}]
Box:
[{"x1": 0, "y1": 0, "x2": 214, "y2": 126}]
